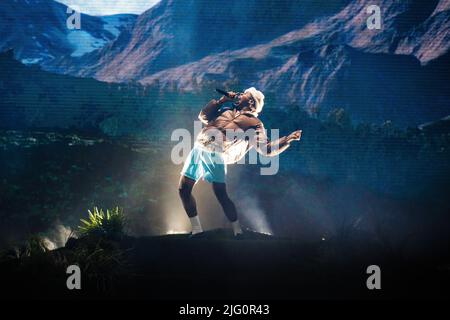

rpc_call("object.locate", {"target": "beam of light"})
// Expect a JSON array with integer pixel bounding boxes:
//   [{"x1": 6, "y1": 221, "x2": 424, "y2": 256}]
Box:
[
  {"x1": 161, "y1": 185, "x2": 191, "y2": 235},
  {"x1": 238, "y1": 196, "x2": 273, "y2": 235},
  {"x1": 166, "y1": 229, "x2": 188, "y2": 235},
  {"x1": 160, "y1": 172, "x2": 191, "y2": 235},
  {"x1": 247, "y1": 229, "x2": 273, "y2": 236}
]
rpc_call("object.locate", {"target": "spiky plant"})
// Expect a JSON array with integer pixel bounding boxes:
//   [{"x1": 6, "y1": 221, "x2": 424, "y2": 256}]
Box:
[{"x1": 78, "y1": 207, "x2": 125, "y2": 239}]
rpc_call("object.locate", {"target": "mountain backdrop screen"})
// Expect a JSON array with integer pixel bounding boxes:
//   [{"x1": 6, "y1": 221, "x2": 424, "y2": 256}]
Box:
[{"x1": 0, "y1": 0, "x2": 450, "y2": 302}]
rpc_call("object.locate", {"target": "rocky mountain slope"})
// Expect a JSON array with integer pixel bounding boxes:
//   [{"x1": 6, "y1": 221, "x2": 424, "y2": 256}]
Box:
[
  {"x1": 137, "y1": 1, "x2": 450, "y2": 125},
  {"x1": 85, "y1": 0, "x2": 350, "y2": 81},
  {"x1": 1, "y1": 0, "x2": 449, "y2": 125},
  {"x1": 67, "y1": 0, "x2": 450, "y2": 125},
  {"x1": 68, "y1": 0, "x2": 449, "y2": 81}
]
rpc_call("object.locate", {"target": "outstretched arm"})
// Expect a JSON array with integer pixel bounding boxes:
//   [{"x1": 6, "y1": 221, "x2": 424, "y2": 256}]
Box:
[{"x1": 253, "y1": 122, "x2": 302, "y2": 157}]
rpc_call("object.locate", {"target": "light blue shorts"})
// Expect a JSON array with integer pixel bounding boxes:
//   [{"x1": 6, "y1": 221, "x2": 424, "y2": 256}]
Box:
[{"x1": 181, "y1": 143, "x2": 227, "y2": 183}]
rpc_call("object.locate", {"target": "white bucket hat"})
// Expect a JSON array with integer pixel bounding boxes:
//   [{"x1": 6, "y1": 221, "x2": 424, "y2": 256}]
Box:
[{"x1": 244, "y1": 87, "x2": 265, "y2": 115}]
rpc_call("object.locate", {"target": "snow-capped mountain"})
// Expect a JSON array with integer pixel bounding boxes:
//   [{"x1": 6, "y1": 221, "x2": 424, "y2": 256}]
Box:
[
  {"x1": 64, "y1": 0, "x2": 350, "y2": 81},
  {"x1": 0, "y1": 0, "x2": 136, "y2": 65},
  {"x1": 65, "y1": 0, "x2": 449, "y2": 83},
  {"x1": 2, "y1": 0, "x2": 449, "y2": 126},
  {"x1": 115, "y1": 0, "x2": 448, "y2": 126}
]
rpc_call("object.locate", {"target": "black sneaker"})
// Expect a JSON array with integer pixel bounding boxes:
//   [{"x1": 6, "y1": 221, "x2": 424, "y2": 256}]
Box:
[{"x1": 234, "y1": 232, "x2": 246, "y2": 240}]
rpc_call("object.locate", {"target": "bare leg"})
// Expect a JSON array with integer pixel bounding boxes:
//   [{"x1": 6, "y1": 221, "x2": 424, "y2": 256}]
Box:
[
  {"x1": 178, "y1": 175, "x2": 198, "y2": 218},
  {"x1": 179, "y1": 175, "x2": 203, "y2": 234},
  {"x1": 212, "y1": 182, "x2": 238, "y2": 222}
]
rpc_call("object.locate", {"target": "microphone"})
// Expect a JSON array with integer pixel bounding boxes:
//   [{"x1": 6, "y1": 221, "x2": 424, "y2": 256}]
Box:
[
  {"x1": 215, "y1": 88, "x2": 232, "y2": 97},
  {"x1": 216, "y1": 88, "x2": 242, "y2": 109}
]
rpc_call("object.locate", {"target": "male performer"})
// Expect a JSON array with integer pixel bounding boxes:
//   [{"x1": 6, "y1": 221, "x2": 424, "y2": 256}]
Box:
[{"x1": 178, "y1": 87, "x2": 302, "y2": 237}]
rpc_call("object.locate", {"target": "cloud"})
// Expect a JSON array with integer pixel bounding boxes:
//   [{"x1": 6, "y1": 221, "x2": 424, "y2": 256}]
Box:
[{"x1": 56, "y1": 0, "x2": 160, "y2": 16}]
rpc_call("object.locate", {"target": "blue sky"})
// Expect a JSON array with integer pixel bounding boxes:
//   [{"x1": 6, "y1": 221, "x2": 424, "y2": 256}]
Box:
[{"x1": 56, "y1": 0, "x2": 160, "y2": 16}]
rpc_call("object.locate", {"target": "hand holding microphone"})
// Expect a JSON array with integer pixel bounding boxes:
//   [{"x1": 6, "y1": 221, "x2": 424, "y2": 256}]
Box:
[{"x1": 216, "y1": 88, "x2": 238, "y2": 104}]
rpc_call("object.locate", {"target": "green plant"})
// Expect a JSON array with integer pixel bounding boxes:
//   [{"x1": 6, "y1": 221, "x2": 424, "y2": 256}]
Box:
[{"x1": 78, "y1": 207, "x2": 126, "y2": 239}]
